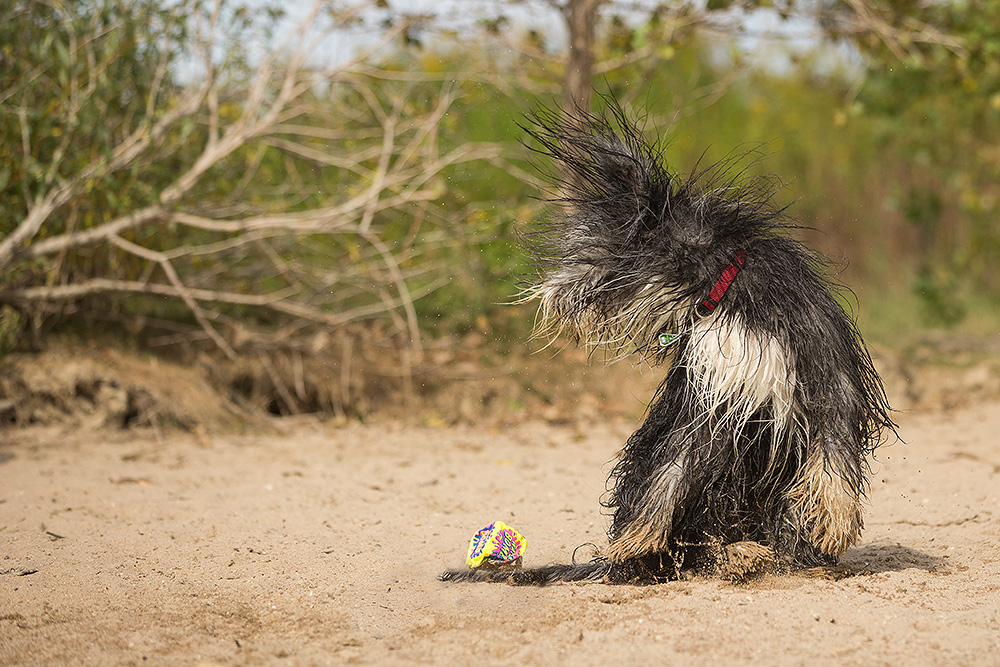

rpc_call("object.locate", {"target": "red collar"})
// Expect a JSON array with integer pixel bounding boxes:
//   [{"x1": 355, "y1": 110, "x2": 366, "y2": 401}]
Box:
[{"x1": 696, "y1": 249, "x2": 747, "y2": 317}]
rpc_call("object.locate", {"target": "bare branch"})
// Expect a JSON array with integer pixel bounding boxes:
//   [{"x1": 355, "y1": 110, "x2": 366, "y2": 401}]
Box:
[
  {"x1": 17, "y1": 206, "x2": 167, "y2": 261},
  {"x1": 359, "y1": 101, "x2": 401, "y2": 232},
  {"x1": 110, "y1": 235, "x2": 238, "y2": 360},
  {"x1": 0, "y1": 279, "x2": 296, "y2": 308},
  {"x1": 835, "y1": 0, "x2": 965, "y2": 60}
]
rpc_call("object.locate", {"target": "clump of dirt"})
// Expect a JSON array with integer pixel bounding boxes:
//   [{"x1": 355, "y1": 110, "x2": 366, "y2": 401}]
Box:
[{"x1": 0, "y1": 346, "x2": 243, "y2": 431}]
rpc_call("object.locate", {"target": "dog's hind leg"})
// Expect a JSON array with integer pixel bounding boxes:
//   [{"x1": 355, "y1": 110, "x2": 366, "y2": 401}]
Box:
[{"x1": 785, "y1": 430, "x2": 865, "y2": 559}]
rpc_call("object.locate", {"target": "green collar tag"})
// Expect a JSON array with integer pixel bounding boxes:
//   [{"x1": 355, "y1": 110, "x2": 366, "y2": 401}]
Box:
[{"x1": 658, "y1": 333, "x2": 678, "y2": 347}]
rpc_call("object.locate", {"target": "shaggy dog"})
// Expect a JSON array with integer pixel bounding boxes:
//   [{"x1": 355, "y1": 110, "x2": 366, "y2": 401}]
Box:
[{"x1": 442, "y1": 101, "x2": 896, "y2": 584}]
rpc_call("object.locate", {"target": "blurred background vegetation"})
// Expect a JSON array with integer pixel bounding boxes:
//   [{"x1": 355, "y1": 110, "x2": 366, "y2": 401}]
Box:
[{"x1": 1, "y1": 0, "x2": 999, "y2": 416}]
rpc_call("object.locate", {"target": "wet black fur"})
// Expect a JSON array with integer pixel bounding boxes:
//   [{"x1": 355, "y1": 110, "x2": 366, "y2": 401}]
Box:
[{"x1": 441, "y1": 99, "x2": 896, "y2": 586}]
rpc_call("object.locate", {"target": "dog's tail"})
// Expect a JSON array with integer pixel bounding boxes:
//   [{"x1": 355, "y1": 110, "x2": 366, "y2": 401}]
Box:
[{"x1": 439, "y1": 561, "x2": 611, "y2": 585}]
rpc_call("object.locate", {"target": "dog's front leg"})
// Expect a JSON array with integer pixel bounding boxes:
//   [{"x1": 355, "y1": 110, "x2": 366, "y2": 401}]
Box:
[{"x1": 605, "y1": 448, "x2": 690, "y2": 561}]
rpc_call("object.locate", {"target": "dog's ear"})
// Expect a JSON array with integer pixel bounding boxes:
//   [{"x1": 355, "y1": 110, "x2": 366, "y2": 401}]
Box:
[{"x1": 593, "y1": 144, "x2": 646, "y2": 200}]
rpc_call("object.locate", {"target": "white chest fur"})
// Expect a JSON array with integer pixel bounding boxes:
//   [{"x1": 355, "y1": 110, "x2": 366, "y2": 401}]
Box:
[{"x1": 686, "y1": 314, "x2": 797, "y2": 435}]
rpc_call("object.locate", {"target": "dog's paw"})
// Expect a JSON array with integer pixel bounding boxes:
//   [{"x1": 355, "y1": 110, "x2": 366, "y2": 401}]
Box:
[{"x1": 713, "y1": 541, "x2": 776, "y2": 582}]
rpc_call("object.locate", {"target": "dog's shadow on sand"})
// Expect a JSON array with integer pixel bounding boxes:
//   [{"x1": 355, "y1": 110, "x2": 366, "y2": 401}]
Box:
[{"x1": 796, "y1": 542, "x2": 944, "y2": 580}]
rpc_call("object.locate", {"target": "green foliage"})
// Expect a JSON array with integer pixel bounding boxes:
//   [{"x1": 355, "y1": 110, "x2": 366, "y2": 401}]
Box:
[
  {"x1": 0, "y1": 306, "x2": 23, "y2": 355},
  {"x1": 854, "y1": 0, "x2": 1000, "y2": 325},
  {"x1": 0, "y1": 0, "x2": 181, "y2": 283}
]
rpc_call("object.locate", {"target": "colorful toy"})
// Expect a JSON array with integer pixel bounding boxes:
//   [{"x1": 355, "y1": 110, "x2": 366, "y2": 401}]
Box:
[{"x1": 466, "y1": 521, "x2": 526, "y2": 569}]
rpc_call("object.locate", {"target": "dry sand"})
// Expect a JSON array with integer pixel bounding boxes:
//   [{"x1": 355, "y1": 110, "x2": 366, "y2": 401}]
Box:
[{"x1": 2, "y1": 388, "x2": 1000, "y2": 665}]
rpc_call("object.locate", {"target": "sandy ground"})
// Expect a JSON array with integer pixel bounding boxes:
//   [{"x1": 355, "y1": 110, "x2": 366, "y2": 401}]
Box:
[{"x1": 2, "y1": 392, "x2": 1000, "y2": 665}]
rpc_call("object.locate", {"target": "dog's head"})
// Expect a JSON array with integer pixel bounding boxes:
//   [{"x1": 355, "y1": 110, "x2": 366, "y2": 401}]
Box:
[{"x1": 522, "y1": 101, "x2": 782, "y2": 360}]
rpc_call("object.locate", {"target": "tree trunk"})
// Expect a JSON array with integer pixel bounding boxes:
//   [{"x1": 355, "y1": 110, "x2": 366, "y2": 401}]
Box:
[{"x1": 562, "y1": 0, "x2": 603, "y2": 113}]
